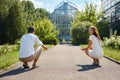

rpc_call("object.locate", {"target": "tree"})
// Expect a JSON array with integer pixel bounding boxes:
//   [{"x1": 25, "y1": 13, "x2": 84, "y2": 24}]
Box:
[
  {"x1": 74, "y1": 2, "x2": 101, "y2": 25},
  {"x1": 35, "y1": 8, "x2": 50, "y2": 20},
  {"x1": 0, "y1": 0, "x2": 16, "y2": 44},
  {"x1": 0, "y1": 0, "x2": 53, "y2": 44},
  {"x1": 71, "y1": 2, "x2": 101, "y2": 44},
  {"x1": 97, "y1": 16, "x2": 110, "y2": 39},
  {"x1": 21, "y1": 0, "x2": 35, "y2": 26},
  {"x1": 21, "y1": 1, "x2": 50, "y2": 26},
  {"x1": 6, "y1": 1, "x2": 26, "y2": 44}
]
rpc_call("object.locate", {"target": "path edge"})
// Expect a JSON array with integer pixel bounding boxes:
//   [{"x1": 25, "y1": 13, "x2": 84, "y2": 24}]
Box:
[{"x1": 104, "y1": 56, "x2": 120, "y2": 65}]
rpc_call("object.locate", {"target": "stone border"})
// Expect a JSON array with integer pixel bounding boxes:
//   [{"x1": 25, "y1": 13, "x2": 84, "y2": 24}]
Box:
[{"x1": 104, "y1": 56, "x2": 120, "y2": 65}]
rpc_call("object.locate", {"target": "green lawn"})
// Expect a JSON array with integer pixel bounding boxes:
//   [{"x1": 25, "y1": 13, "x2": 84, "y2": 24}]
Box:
[
  {"x1": 80, "y1": 44, "x2": 120, "y2": 61},
  {"x1": 0, "y1": 51, "x2": 18, "y2": 69},
  {"x1": 103, "y1": 47, "x2": 120, "y2": 61},
  {"x1": 0, "y1": 45, "x2": 54, "y2": 70}
]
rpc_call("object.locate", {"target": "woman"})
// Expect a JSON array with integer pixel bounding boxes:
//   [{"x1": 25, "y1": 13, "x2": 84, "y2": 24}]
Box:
[{"x1": 81, "y1": 26, "x2": 103, "y2": 66}]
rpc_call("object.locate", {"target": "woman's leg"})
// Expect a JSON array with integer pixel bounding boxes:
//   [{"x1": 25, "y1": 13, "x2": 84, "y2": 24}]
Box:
[
  {"x1": 84, "y1": 50, "x2": 100, "y2": 65},
  {"x1": 84, "y1": 49, "x2": 90, "y2": 57},
  {"x1": 84, "y1": 49, "x2": 96, "y2": 64}
]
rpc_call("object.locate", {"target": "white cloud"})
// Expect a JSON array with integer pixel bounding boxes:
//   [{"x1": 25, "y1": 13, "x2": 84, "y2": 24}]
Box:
[
  {"x1": 76, "y1": 4, "x2": 84, "y2": 11},
  {"x1": 32, "y1": 0, "x2": 44, "y2": 8},
  {"x1": 46, "y1": 3, "x2": 50, "y2": 7}
]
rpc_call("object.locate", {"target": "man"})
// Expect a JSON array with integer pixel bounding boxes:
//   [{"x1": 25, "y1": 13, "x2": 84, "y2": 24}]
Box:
[{"x1": 19, "y1": 27, "x2": 48, "y2": 69}]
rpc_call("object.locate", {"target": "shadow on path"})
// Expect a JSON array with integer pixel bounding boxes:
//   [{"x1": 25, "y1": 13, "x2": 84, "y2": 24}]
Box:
[
  {"x1": 0, "y1": 67, "x2": 33, "y2": 78},
  {"x1": 77, "y1": 64, "x2": 101, "y2": 71}
]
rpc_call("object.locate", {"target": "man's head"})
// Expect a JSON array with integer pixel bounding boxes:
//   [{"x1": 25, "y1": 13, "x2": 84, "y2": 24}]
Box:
[{"x1": 28, "y1": 27, "x2": 34, "y2": 34}]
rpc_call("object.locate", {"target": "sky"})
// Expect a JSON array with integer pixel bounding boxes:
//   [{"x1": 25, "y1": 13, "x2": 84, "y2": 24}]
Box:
[{"x1": 29, "y1": 0, "x2": 101, "y2": 13}]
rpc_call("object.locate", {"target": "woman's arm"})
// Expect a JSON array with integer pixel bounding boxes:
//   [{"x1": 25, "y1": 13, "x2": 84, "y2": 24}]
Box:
[{"x1": 81, "y1": 40, "x2": 92, "y2": 51}]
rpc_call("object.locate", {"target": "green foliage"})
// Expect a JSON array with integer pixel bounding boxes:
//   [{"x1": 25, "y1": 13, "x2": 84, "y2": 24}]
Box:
[
  {"x1": 34, "y1": 19, "x2": 59, "y2": 45},
  {"x1": 21, "y1": 1, "x2": 50, "y2": 26},
  {"x1": 43, "y1": 36, "x2": 59, "y2": 45},
  {"x1": 0, "y1": 44, "x2": 19, "y2": 56},
  {"x1": 0, "y1": 0, "x2": 51, "y2": 44},
  {"x1": 0, "y1": 0, "x2": 27, "y2": 44},
  {"x1": 0, "y1": 44, "x2": 9, "y2": 55},
  {"x1": 74, "y1": 2, "x2": 101, "y2": 25},
  {"x1": 6, "y1": 1, "x2": 27, "y2": 44},
  {"x1": 104, "y1": 47, "x2": 120, "y2": 61},
  {"x1": 0, "y1": 0, "x2": 15, "y2": 44},
  {"x1": 114, "y1": 20, "x2": 120, "y2": 35},
  {"x1": 71, "y1": 21, "x2": 93, "y2": 45},
  {"x1": 97, "y1": 17, "x2": 110, "y2": 39},
  {"x1": 0, "y1": 51, "x2": 18, "y2": 69},
  {"x1": 71, "y1": 2, "x2": 101, "y2": 45},
  {"x1": 103, "y1": 30, "x2": 120, "y2": 49},
  {"x1": 35, "y1": 8, "x2": 50, "y2": 19}
]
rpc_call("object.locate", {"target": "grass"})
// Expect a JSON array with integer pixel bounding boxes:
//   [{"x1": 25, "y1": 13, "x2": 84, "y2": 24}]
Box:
[
  {"x1": 0, "y1": 51, "x2": 18, "y2": 69},
  {"x1": 0, "y1": 45, "x2": 54, "y2": 70},
  {"x1": 103, "y1": 47, "x2": 120, "y2": 61},
  {"x1": 80, "y1": 44, "x2": 120, "y2": 61}
]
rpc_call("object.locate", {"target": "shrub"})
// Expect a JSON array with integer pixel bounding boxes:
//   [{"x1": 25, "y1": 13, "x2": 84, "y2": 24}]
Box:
[
  {"x1": 43, "y1": 36, "x2": 59, "y2": 45},
  {"x1": 34, "y1": 19, "x2": 59, "y2": 45},
  {"x1": 103, "y1": 31, "x2": 120, "y2": 49},
  {"x1": 0, "y1": 44, "x2": 9, "y2": 56},
  {"x1": 71, "y1": 21, "x2": 93, "y2": 45},
  {"x1": 0, "y1": 44, "x2": 19, "y2": 56}
]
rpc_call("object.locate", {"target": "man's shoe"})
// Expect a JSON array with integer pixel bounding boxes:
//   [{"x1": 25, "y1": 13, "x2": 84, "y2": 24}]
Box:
[
  {"x1": 23, "y1": 64, "x2": 29, "y2": 69},
  {"x1": 32, "y1": 64, "x2": 37, "y2": 69}
]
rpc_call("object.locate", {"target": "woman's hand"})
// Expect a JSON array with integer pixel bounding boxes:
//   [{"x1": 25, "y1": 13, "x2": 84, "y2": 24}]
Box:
[{"x1": 81, "y1": 48, "x2": 87, "y2": 51}]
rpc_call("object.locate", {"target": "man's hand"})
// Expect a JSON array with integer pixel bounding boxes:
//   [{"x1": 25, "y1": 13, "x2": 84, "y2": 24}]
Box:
[{"x1": 42, "y1": 45, "x2": 48, "y2": 50}]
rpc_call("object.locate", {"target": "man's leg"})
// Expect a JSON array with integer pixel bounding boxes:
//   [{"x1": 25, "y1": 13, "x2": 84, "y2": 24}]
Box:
[
  {"x1": 95, "y1": 59, "x2": 99, "y2": 65},
  {"x1": 19, "y1": 55, "x2": 34, "y2": 69},
  {"x1": 33, "y1": 46, "x2": 42, "y2": 68}
]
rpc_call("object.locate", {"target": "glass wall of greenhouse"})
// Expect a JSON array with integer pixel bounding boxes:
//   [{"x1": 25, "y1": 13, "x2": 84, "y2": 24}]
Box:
[{"x1": 51, "y1": 1, "x2": 78, "y2": 41}]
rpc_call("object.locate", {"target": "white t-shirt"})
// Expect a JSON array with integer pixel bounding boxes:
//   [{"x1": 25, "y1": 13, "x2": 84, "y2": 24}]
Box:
[
  {"x1": 89, "y1": 35, "x2": 103, "y2": 54},
  {"x1": 19, "y1": 33, "x2": 43, "y2": 58}
]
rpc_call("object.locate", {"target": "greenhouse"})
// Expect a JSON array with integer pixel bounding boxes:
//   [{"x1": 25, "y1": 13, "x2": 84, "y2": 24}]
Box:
[{"x1": 51, "y1": 1, "x2": 78, "y2": 40}]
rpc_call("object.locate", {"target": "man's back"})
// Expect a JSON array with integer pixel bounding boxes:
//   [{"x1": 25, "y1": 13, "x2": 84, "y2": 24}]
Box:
[{"x1": 19, "y1": 33, "x2": 42, "y2": 58}]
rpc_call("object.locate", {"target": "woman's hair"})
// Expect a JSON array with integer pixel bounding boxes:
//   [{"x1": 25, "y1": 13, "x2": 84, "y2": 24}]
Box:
[{"x1": 90, "y1": 26, "x2": 101, "y2": 40}]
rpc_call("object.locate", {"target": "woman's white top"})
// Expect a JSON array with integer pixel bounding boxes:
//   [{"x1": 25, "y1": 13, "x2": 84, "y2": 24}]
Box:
[{"x1": 89, "y1": 35, "x2": 103, "y2": 58}]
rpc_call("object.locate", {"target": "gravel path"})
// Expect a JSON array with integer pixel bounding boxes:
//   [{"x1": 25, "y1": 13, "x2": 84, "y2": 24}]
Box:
[{"x1": 0, "y1": 45, "x2": 120, "y2": 80}]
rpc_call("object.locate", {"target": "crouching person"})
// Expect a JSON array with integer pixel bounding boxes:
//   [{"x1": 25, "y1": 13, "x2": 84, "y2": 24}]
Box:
[
  {"x1": 81, "y1": 26, "x2": 104, "y2": 66},
  {"x1": 19, "y1": 27, "x2": 48, "y2": 69}
]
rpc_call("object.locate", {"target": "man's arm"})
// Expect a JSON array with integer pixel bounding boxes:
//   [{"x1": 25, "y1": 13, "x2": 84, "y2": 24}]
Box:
[
  {"x1": 42, "y1": 45, "x2": 48, "y2": 50},
  {"x1": 35, "y1": 35, "x2": 48, "y2": 50}
]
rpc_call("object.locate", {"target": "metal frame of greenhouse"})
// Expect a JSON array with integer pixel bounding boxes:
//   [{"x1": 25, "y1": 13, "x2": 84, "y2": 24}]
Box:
[{"x1": 51, "y1": 1, "x2": 78, "y2": 41}]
